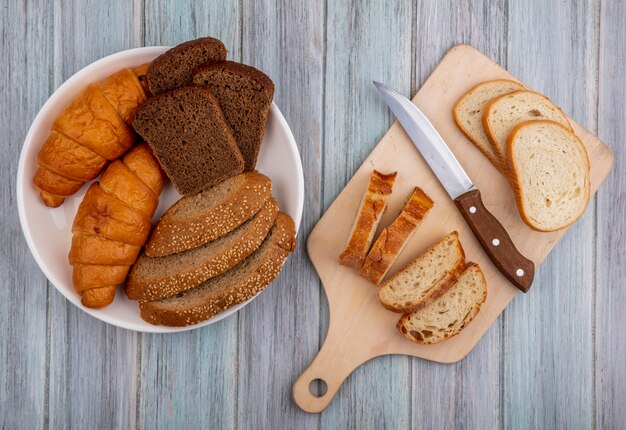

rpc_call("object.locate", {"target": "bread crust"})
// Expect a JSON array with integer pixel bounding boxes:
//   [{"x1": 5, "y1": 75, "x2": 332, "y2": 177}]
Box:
[
  {"x1": 339, "y1": 170, "x2": 397, "y2": 270},
  {"x1": 377, "y1": 231, "x2": 465, "y2": 313},
  {"x1": 147, "y1": 37, "x2": 227, "y2": 95},
  {"x1": 396, "y1": 262, "x2": 487, "y2": 344},
  {"x1": 34, "y1": 67, "x2": 147, "y2": 207},
  {"x1": 145, "y1": 172, "x2": 272, "y2": 257},
  {"x1": 125, "y1": 198, "x2": 279, "y2": 301},
  {"x1": 69, "y1": 143, "x2": 164, "y2": 308},
  {"x1": 192, "y1": 61, "x2": 275, "y2": 171},
  {"x1": 482, "y1": 89, "x2": 572, "y2": 168},
  {"x1": 452, "y1": 79, "x2": 525, "y2": 171},
  {"x1": 505, "y1": 120, "x2": 591, "y2": 232},
  {"x1": 139, "y1": 213, "x2": 296, "y2": 327},
  {"x1": 359, "y1": 187, "x2": 434, "y2": 285}
]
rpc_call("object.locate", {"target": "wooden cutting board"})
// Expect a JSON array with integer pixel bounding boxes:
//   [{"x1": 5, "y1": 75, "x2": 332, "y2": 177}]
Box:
[{"x1": 292, "y1": 45, "x2": 614, "y2": 413}]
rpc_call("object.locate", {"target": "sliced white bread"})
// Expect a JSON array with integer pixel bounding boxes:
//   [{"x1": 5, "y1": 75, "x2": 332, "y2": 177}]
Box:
[
  {"x1": 339, "y1": 170, "x2": 397, "y2": 270},
  {"x1": 506, "y1": 120, "x2": 590, "y2": 231},
  {"x1": 360, "y1": 187, "x2": 434, "y2": 285},
  {"x1": 125, "y1": 197, "x2": 279, "y2": 301},
  {"x1": 397, "y1": 263, "x2": 487, "y2": 344},
  {"x1": 482, "y1": 90, "x2": 572, "y2": 166},
  {"x1": 377, "y1": 232, "x2": 465, "y2": 313},
  {"x1": 140, "y1": 213, "x2": 296, "y2": 327},
  {"x1": 453, "y1": 79, "x2": 525, "y2": 170}
]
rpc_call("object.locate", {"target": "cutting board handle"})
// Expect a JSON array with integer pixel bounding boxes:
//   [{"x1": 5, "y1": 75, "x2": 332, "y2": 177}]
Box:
[{"x1": 292, "y1": 330, "x2": 362, "y2": 413}]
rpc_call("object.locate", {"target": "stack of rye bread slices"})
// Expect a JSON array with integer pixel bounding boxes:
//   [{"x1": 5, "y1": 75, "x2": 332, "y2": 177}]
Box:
[
  {"x1": 123, "y1": 38, "x2": 295, "y2": 326},
  {"x1": 453, "y1": 80, "x2": 591, "y2": 232},
  {"x1": 339, "y1": 170, "x2": 487, "y2": 344}
]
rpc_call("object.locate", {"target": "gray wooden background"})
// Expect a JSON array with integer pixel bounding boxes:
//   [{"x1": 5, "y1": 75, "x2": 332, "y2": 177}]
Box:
[{"x1": 1, "y1": 0, "x2": 624, "y2": 428}]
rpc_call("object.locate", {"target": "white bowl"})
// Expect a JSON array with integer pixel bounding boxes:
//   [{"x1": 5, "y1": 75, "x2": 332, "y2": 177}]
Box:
[{"x1": 17, "y1": 47, "x2": 304, "y2": 333}]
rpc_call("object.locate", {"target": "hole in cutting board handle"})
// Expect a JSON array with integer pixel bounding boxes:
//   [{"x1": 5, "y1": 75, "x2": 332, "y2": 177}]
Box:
[{"x1": 308, "y1": 378, "x2": 328, "y2": 398}]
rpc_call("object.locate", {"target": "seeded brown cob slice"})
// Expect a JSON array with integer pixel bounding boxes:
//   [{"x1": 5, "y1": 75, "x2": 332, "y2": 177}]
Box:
[
  {"x1": 132, "y1": 85, "x2": 245, "y2": 195},
  {"x1": 145, "y1": 172, "x2": 272, "y2": 257},
  {"x1": 125, "y1": 197, "x2": 278, "y2": 301},
  {"x1": 193, "y1": 61, "x2": 275, "y2": 170},
  {"x1": 140, "y1": 213, "x2": 296, "y2": 327},
  {"x1": 147, "y1": 37, "x2": 227, "y2": 95}
]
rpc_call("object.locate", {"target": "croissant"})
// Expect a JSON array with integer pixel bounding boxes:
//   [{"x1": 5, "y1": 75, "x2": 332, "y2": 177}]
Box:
[
  {"x1": 68, "y1": 143, "x2": 166, "y2": 308},
  {"x1": 35, "y1": 65, "x2": 150, "y2": 207}
]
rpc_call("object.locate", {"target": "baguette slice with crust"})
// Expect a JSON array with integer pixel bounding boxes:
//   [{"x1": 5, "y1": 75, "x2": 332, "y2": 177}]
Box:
[
  {"x1": 360, "y1": 187, "x2": 434, "y2": 285},
  {"x1": 126, "y1": 197, "x2": 278, "y2": 301},
  {"x1": 339, "y1": 170, "x2": 397, "y2": 270},
  {"x1": 397, "y1": 263, "x2": 487, "y2": 344},
  {"x1": 145, "y1": 172, "x2": 272, "y2": 257},
  {"x1": 482, "y1": 90, "x2": 572, "y2": 166},
  {"x1": 506, "y1": 120, "x2": 590, "y2": 231},
  {"x1": 140, "y1": 213, "x2": 296, "y2": 327},
  {"x1": 377, "y1": 232, "x2": 465, "y2": 313},
  {"x1": 453, "y1": 79, "x2": 525, "y2": 170}
]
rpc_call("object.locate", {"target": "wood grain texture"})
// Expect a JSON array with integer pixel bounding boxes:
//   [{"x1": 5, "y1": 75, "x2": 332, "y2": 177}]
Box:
[
  {"x1": 2, "y1": 1, "x2": 625, "y2": 429},
  {"x1": 320, "y1": 1, "x2": 413, "y2": 428},
  {"x1": 596, "y1": 0, "x2": 626, "y2": 428},
  {"x1": 237, "y1": 0, "x2": 322, "y2": 428},
  {"x1": 503, "y1": 1, "x2": 599, "y2": 428},
  {"x1": 0, "y1": 1, "x2": 51, "y2": 428},
  {"x1": 411, "y1": 2, "x2": 506, "y2": 429},
  {"x1": 46, "y1": 1, "x2": 141, "y2": 428},
  {"x1": 139, "y1": 2, "x2": 241, "y2": 428}
]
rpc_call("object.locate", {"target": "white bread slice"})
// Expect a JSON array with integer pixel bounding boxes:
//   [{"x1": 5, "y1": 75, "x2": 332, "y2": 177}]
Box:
[
  {"x1": 482, "y1": 90, "x2": 572, "y2": 166},
  {"x1": 377, "y1": 232, "x2": 465, "y2": 313},
  {"x1": 453, "y1": 79, "x2": 525, "y2": 170},
  {"x1": 397, "y1": 263, "x2": 487, "y2": 344},
  {"x1": 360, "y1": 187, "x2": 434, "y2": 285},
  {"x1": 339, "y1": 170, "x2": 397, "y2": 270},
  {"x1": 506, "y1": 120, "x2": 590, "y2": 231}
]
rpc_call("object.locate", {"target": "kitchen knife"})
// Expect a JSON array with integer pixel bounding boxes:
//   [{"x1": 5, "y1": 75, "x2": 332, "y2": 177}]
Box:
[{"x1": 374, "y1": 81, "x2": 534, "y2": 292}]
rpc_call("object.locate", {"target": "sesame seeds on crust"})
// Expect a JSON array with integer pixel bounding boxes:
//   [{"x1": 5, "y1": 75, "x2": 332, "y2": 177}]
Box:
[
  {"x1": 145, "y1": 172, "x2": 272, "y2": 257},
  {"x1": 125, "y1": 198, "x2": 279, "y2": 301},
  {"x1": 139, "y1": 213, "x2": 296, "y2": 326}
]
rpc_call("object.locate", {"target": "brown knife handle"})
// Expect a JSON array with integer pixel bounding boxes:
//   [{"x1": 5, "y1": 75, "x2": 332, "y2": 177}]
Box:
[{"x1": 454, "y1": 189, "x2": 534, "y2": 292}]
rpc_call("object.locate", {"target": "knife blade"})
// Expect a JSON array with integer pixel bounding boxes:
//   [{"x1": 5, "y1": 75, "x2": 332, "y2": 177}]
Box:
[{"x1": 374, "y1": 81, "x2": 534, "y2": 292}]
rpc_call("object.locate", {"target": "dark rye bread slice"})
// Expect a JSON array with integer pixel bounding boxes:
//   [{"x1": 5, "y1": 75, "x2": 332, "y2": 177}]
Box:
[
  {"x1": 140, "y1": 213, "x2": 296, "y2": 327},
  {"x1": 193, "y1": 61, "x2": 275, "y2": 170},
  {"x1": 147, "y1": 37, "x2": 227, "y2": 95},
  {"x1": 145, "y1": 172, "x2": 272, "y2": 257},
  {"x1": 125, "y1": 197, "x2": 278, "y2": 301},
  {"x1": 133, "y1": 85, "x2": 244, "y2": 196}
]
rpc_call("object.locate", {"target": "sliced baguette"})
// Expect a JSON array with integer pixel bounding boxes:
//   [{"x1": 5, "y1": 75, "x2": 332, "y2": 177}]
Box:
[
  {"x1": 397, "y1": 263, "x2": 487, "y2": 344},
  {"x1": 125, "y1": 197, "x2": 278, "y2": 301},
  {"x1": 360, "y1": 187, "x2": 434, "y2": 285},
  {"x1": 140, "y1": 213, "x2": 296, "y2": 327},
  {"x1": 482, "y1": 90, "x2": 572, "y2": 166},
  {"x1": 377, "y1": 232, "x2": 465, "y2": 313},
  {"x1": 145, "y1": 172, "x2": 272, "y2": 257},
  {"x1": 453, "y1": 79, "x2": 525, "y2": 170},
  {"x1": 339, "y1": 170, "x2": 397, "y2": 270},
  {"x1": 506, "y1": 120, "x2": 590, "y2": 231}
]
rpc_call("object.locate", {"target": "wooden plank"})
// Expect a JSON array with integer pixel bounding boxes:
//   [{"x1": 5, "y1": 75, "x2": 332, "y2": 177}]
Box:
[
  {"x1": 596, "y1": 0, "x2": 626, "y2": 428},
  {"x1": 139, "y1": 2, "x2": 241, "y2": 429},
  {"x1": 46, "y1": 1, "x2": 141, "y2": 428},
  {"x1": 236, "y1": 0, "x2": 323, "y2": 428},
  {"x1": 503, "y1": 1, "x2": 599, "y2": 428},
  {"x1": 0, "y1": 1, "x2": 52, "y2": 428},
  {"x1": 319, "y1": 1, "x2": 413, "y2": 427},
  {"x1": 411, "y1": 2, "x2": 506, "y2": 428}
]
